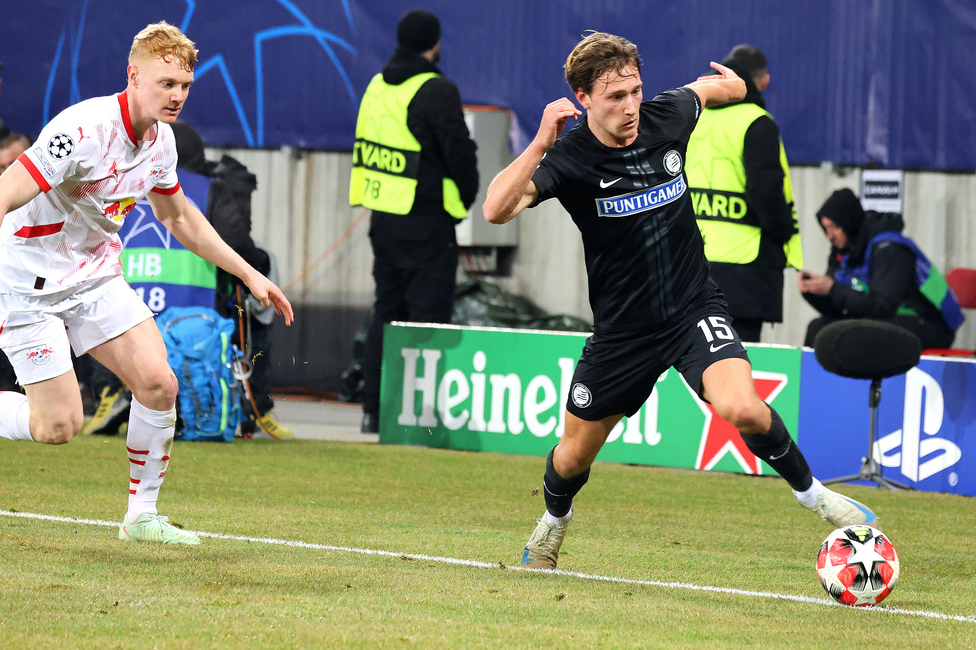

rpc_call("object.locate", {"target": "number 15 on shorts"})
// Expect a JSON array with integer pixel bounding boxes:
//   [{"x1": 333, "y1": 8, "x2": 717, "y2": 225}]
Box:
[{"x1": 697, "y1": 316, "x2": 736, "y2": 352}]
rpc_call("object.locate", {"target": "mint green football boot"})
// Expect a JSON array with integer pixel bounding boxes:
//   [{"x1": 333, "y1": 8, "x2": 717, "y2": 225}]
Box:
[{"x1": 119, "y1": 513, "x2": 201, "y2": 545}]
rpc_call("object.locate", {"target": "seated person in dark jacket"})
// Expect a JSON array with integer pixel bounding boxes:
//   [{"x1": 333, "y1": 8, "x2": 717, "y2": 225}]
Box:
[{"x1": 799, "y1": 188, "x2": 961, "y2": 349}]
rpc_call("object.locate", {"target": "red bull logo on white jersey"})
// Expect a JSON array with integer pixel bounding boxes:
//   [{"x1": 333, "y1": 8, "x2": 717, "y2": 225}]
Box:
[
  {"x1": 25, "y1": 344, "x2": 55, "y2": 366},
  {"x1": 103, "y1": 197, "x2": 137, "y2": 222}
]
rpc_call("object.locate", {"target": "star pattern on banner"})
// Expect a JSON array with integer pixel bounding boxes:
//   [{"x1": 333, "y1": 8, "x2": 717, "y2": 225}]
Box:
[{"x1": 694, "y1": 372, "x2": 789, "y2": 474}]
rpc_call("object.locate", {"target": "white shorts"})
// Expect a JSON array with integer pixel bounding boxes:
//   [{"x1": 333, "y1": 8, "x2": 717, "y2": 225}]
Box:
[{"x1": 0, "y1": 275, "x2": 153, "y2": 385}]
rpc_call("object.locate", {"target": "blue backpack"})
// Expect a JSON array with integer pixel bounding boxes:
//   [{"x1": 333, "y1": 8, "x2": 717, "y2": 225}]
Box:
[{"x1": 157, "y1": 306, "x2": 242, "y2": 442}]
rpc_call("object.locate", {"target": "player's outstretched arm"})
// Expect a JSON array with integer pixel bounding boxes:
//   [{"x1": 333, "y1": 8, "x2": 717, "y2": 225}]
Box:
[
  {"x1": 483, "y1": 98, "x2": 581, "y2": 225},
  {"x1": 148, "y1": 189, "x2": 295, "y2": 325},
  {"x1": 686, "y1": 62, "x2": 747, "y2": 108},
  {"x1": 0, "y1": 162, "x2": 42, "y2": 225}
]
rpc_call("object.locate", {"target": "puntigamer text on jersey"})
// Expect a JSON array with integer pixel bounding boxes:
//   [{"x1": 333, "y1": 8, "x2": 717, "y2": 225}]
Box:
[{"x1": 595, "y1": 176, "x2": 686, "y2": 218}]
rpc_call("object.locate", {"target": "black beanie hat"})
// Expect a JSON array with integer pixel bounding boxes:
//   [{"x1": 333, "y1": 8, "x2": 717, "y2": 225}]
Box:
[
  {"x1": 396, "y1": 9, "x2": 440, "y2": 53},
  {"x1": 817, "y1": 188, "x2": 865, "y2": 240}
]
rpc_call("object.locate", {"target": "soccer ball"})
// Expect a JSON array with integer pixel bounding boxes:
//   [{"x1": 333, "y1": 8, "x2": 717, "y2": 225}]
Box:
[{"x1": 816, "y1": 525, "x2": 899, "y2": 607}]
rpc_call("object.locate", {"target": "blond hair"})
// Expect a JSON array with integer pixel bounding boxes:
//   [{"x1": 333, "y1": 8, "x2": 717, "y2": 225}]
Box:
[
  {"x1": 564, "y1": 32, "x2": 642, "y2": 95},
  {"x1": 129, "y1": 22, "x2": 198, "y2": 72}
]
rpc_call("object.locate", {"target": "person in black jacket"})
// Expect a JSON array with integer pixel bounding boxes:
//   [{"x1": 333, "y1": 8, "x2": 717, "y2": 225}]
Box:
[
  {"x1": 688, "y1": 45, "x2": 802, "y2": 343},
  {"x1": 799, "y1": 188, "x2": 957, "y2": 349},
  {"x1": 171, "y1": 122, "x2": 293, "y2": 439},
  {"x1": 84, "y1": 122, "x2": 293, "y2": 439},
  {"x1": 355, "y1": 10, "x2": 479, "y2": 433}
]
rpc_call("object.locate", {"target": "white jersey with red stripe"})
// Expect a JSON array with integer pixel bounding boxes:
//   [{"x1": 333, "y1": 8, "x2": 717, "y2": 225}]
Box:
[{"x1": 0, "y1": 91, "x2": 180, "y2": 295}]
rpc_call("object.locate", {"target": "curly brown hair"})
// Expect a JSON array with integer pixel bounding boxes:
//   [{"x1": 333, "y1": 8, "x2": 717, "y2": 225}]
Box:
[
  {"x1": 129, "y1": 22, "x2": 198, "y2": 73},
  {"x1": 564, "y1": 32, "x2": 642, "y2": 95}
]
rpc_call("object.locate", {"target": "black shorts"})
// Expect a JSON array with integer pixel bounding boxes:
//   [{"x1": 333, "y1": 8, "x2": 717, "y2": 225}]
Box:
[{"x1": 567, "y1": 291, "x2": 750, "y2": 421}]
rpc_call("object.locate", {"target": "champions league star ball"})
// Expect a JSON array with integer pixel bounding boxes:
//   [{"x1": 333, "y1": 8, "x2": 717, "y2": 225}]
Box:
[
  {"x1": 47, "y1": 133, "x2": 75, "y2": 160},
  {"x1": 816, "y1": 525, "x2": 899, "y2": 607}
]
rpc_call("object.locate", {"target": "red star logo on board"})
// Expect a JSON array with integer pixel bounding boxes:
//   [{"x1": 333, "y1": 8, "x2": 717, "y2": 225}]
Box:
[{"x1": 693, "y1": 371, "x2": 789, "y2": 474}]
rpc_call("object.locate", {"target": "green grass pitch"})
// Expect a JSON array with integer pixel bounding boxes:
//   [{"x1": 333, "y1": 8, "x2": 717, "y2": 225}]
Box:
[{"x1": 1, "y1": 435, "x2": 974, "y2": 648}]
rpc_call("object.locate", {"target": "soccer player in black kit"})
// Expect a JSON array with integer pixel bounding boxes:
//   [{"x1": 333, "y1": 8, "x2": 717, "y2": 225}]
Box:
[{"x1": 483, "y1": 32, "x2": 878, "y2": 570}]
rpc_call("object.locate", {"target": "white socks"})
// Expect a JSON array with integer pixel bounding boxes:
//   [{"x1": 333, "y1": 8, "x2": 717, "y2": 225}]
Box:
[
  {"x1": 793, "y1": 478, "x2": 826, "y2": 508},
  {"x1": 544, "y1": 507, "x2": 573, "y2": 527},
  {"x1": 0, "y1": 391, "x2": 33, "y2": 441},
  {"x1": 126, "y1": 398, "x2": 176, "y2": 519},
  {"x1": 0, "y1": 391, "x2": 179, "y2": 519}
]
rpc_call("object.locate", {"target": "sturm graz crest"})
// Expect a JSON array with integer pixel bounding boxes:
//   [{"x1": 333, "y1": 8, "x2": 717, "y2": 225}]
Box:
[
  {"x1": 663, "y1": 150, "x2": 682, "y2": 176},
  {"x1": 47, "y1": 133, "x2": 75, "y2": 160},
  {"x1": 571, "y1": 382, "x2": 592, "y2": 408}
]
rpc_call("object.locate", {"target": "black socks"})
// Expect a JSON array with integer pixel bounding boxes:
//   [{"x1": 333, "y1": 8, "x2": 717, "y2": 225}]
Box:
[
  {"x1": 540, "y1": 407, "x2": 810, "y2": 515},
  {"x1": 542, "y1": 447, "x2": 590, "y2": 517},
  {"x1": 739, "y1": 406, "x2": 814, "y2": 492}
]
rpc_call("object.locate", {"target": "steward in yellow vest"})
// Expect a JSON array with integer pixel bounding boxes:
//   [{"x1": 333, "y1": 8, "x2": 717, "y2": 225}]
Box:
[
  {"x1": 350, "y1": 10, "x2": 479, "y2": 433},
  {"x1": 350, "y1": 74, "x2": 471, "y2": 219},
  {"x1": 685, "y1": 47, "x2": 801, "y2": 342}
]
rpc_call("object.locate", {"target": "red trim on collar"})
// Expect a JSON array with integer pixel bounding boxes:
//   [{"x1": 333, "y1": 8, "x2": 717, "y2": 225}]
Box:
[{"x1": 117, "y1": 91, "x2": 138, "y2": 146}]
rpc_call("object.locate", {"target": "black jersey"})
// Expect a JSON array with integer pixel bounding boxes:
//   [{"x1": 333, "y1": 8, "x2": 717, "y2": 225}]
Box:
[{"x1": 532, "y1": 87, "x2": 712, "y2": 333}]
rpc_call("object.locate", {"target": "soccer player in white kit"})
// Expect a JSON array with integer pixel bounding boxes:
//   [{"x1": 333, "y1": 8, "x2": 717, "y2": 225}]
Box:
[{"x1": 0, "y1": 23, "x2": 294, "y2": 544}]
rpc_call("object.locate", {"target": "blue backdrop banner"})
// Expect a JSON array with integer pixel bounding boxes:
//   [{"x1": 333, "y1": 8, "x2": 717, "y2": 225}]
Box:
[
  {"x1": 5, "y1": 1, "x2": 976, "y2": 169},
  {"x1": 799, "y1": 351, "x2": 976, "y2": 496}
]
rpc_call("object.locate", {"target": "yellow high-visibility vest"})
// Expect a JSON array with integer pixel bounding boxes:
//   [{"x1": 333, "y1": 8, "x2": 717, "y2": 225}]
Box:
[
  {"x1": 686, "y1": 102, "x2": 802, "y2": 269},
  {"x1": 349, "y1": 72, "x2": 467, "y2": 219}
]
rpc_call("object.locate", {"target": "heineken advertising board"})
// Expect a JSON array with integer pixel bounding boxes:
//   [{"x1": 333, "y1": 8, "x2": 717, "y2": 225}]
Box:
[{"x1": 379, "y1": 323, "x2": 801, "y2": 477}]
